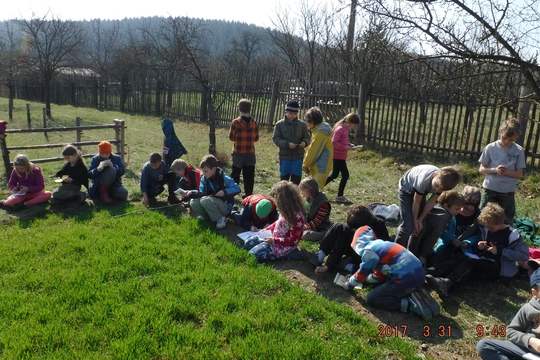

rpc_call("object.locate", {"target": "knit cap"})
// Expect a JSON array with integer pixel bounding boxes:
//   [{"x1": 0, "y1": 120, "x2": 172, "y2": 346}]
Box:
[
  {"x1": 285, "y1": 100, "x2": 300, "y2": 113},
  {"x1": 255, "y1": 199, "x2": 272, "y2": 218},
  {"x1": 98, "y1": 141, "x2": 112, "y2": 154},
  {"x1": 531, "y1": 268, "x2": 540, "y2": 287}
]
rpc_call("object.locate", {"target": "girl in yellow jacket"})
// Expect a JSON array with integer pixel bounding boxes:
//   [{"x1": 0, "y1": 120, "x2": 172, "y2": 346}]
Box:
[{"x1": 303, "y1": 107, "x2": 333, "y2": 190}]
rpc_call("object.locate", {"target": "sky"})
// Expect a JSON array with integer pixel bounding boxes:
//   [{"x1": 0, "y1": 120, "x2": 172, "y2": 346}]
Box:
[{"x1": 1, "y1": 0, "x2": 287, "y2": 28}]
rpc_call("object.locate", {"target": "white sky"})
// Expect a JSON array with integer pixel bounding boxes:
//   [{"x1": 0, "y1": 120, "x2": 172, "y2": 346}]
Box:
[{"x1": 1, "y1": 0, "x2": 287, "y2": 28}]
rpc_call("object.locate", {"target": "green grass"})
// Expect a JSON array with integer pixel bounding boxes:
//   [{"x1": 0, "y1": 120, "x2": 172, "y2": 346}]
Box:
[
  {"x1": 1, "y1": 97, "x2": 540, "y2": 359},
  {"x1": 0, "y1": 211, "x2": 421, "y2": 359}
]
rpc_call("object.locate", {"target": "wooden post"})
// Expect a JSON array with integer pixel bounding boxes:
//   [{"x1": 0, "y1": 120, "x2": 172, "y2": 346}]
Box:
[
  {"x1": 267, "y1": 81, "x2": 280, "y2": 126},
  {"x1": 26, "y1": 104, "x2": 31, "y2": 129},
  {"x1": 356, "y1": 83, "x2": 367, "y2": 144},
  {"x1": 42, "y1": 107, "x2": 48, "y2": 140},
  {"x1": 0, "y1": 134, "x2": 11, "y2": 177},
  {"x1": 76, "y1": 117, "x2": 82, "y2": 150},
  {"x1": 517, "y1": 85, "x2": 532, "y2": 147},
  {"x1": 114, "y1": 119, "x2": 125, "y2": 163}
]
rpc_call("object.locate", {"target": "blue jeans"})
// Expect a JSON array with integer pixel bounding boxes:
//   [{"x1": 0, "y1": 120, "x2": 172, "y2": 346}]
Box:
[
  {"x1": 244, "y1": 236, "x2": 280, "y2": 261},
  {"x1": 366, "y1": 281, "x2": 414, "y2": 311},
  {"x1": 394, "y1": 190, "x2": 426, "y2": 247}
]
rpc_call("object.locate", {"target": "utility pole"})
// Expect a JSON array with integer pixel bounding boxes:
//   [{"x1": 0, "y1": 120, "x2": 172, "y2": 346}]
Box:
[{"x1": 346, "y1": 0, "x2": 358, "y2": 52}]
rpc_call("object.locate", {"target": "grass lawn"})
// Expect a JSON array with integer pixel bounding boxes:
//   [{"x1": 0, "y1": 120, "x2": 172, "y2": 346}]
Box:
[{"x1": 1, "y1": 98, "x2": 540, "y2": 359}]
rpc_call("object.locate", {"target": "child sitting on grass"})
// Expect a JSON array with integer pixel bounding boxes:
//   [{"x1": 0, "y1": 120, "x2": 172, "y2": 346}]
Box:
[
  {"x1": 170, "y1": 158, "x2": 202, "y2": 202},
  {"x1": 140, "y1": 152, "x2": 180, "y2": 206},
  {"x1": 302, "y1": 204, "x2": 389, "y2": 275},
  {"x1": 244, "y1": 181, "x2": 306, "y2": 261},
  {"x1": 231, "y1": 194, "x2": 278, "y2": 231},
  {"x1": 477, "y1": 268, "x2": 540, "y2": 359},
  {"x1": 179, "y1": 155, "x2": 240, "y2": 230},
  {"x1": 52, "y1": 144, "x2": 88, "y2": 204},
  {"x1": 299, "y1": 177, "x2": 331, "y2": 242}
]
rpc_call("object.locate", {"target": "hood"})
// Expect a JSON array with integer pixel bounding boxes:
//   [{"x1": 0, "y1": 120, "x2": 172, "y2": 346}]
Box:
[{"x1": 313, "y1": 121, "x2": 333, "y2": 135}]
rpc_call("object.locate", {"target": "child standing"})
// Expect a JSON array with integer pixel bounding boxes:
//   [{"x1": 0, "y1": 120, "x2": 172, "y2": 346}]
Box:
[
  {"x1": 52, "y1": 145, "x2": 88, "y2": 203},
  {"x1": 407, "y1": 190, "x2": 465, "y2": 265},
  {"x1": 87, "y1": 141, "x2": 128, "y2": 204},
  {"x1": 394, "y1": 164, "x2": 462, "y2": 247},
  {"x1": 302, "y1": 107, "x2": 333, "y2": 190},
  {"x1": 477, "y1": 268, "x2": 540, "y2": 359},
  {"x1": 140, "y1": 152, "x2": 180, "y2": 206},
  {"x1": 479, "y1": 117, "x2": 525, "y2": 223},
  {"x1": 272, "y1": 100, "x2": 311, "y2": 185},
  {"x1": 304, "y1": 204, "x2": 389, "y2": 275},
  {"x1": 180, "y1": 155, "x2": 240, "y2": 230},
  {"x1": 325, "y1": 113, "x2": 360, "y2": 203},
  {"x1": 299, "y1": 177, "x2": 332, "y2": 242},
  {"x1": 229, "y1": 99, "x2": 259, "y2": 198},
  {"x1": 170, "y1": 158, "x2": 202, "y2": 202},
  {"x1": 342, "y1": 227, "x2": 439, "y2": 322},
  {"x1": 231, "y1": 194, "x2": 278, "y2": 231},
  {"x1": 1, "y1": 154, "x2": 52, "y2": 207},
  {"x1": 244, "y1": 181, "x2": 306, "y2": 261}
]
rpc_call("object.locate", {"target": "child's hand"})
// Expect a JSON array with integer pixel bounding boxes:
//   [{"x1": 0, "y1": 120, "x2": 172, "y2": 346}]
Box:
[
  {"x1": 298, "y1": 142, "x2": 306, "y2": 148},
  {"x1": 215, "y1": 190, "x2": 225, "y2": 197},
  {"x1": 141, "y1": 194, "x2": 149, "y2": 206},
  {"x1": 477, "y1": 241, "x2": 487, "y2": 250},
  {"x1": 496, "y1": 164, "x2": 507, "y2": 175},
  {"x1": 304, "y1": 167, "x2": 310, "y2": 174},
  {"x1": 451, "y1": 237, "x2": 461, "y2": 247},
  {"x1": 288, "y1": 142, "x2": 297, "y2": 149},
  {"x1": 157, "y1": 175, "x2": 163, "y2": 181},
  {"x1": 18, "y1": 186, "x2": 28, "y2": 193},
  {"x1": 487, "y1": 245, "x2": 497, "y2": 254},
  {"x1": 315, "y1": 265, "x2": 328, "y2": 275},
  {"x1": 250, "y1": 226, "x2": 258, "y2": 232},
  {"x1": 64, "y1": 177, "x2": 73, "y2": 183},
  {"x1": 341, "y1": 275, "x2": 352, "y2": 290},
  {"x1": 529, "y1": 337, "x2": 540, "y2": 352},
  {"x1": 263, "y1": 237, "x2": 274, "y2": 244}
]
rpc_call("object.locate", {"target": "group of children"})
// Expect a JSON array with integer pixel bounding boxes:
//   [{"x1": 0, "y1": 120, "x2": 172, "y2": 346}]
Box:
[{"x1": 2, "y1": 102, "x2": 540, "y2": 353}]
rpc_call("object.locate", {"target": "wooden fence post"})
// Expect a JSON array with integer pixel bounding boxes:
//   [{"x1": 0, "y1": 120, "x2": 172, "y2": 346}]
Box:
[
  {"x1": 42, "y1": 108, "x2": 48, "y2": 140},
  {"x1": 356, "y1": 83, "x2": 367, "y2": 144},
  {"x1": 517, "y1": 85, "x2": 532, "y2": 147},
  {"x1": 267, "y1": 81, "x2": 280, "y2": 126},
  {"x1": 114, "y1": 119, "x2": 125, "y2": 164},
  {"x1": 76, "y1": 117, "x2": 82, "y2": 150},
  {"x1": 26, "y1": 104, "x2": 31, "y2": 129},
  {"x1": 0, "y1": 134, "x2": 11, "y2": 177}
]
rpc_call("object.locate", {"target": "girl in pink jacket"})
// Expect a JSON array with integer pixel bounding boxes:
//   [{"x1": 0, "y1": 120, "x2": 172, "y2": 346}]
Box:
[{"x1": 325, "y1": 113, "x2": 360, "y2": 203}]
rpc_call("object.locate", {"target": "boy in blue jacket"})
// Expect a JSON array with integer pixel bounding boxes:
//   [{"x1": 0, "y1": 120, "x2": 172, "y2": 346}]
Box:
[{"x1": 179, "y1": 155, "x2": 240, "y2": 230}]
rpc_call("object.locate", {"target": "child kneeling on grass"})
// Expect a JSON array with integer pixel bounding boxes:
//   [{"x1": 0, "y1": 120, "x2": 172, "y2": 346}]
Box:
[
  {"x1": 140, "y1": 152, "x2": 180, "y2": 206},
  {"x1": 477, "y1": 268, "x2": 540, "y2": 359},
  {"x1": 342, "y1": 226, "x2": 439, "y2": 321},
  {"x1": 180, "y1": 155, "x2": 240, "y2": 230},
  {"x1": 244, "y1": 181, "x2": 306, "y2": 261}
]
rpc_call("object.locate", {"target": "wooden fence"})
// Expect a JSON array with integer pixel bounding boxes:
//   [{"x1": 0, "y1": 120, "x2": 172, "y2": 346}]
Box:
[{"x1": 0, "y1": 119, "x2": 126, "y2": 177}]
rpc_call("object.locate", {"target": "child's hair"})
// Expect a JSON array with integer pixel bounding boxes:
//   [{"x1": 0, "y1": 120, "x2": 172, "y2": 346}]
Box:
[
  {"x1": 269, "y1": 180, "x2": 306, "y2": 227},
  {"x1": 13, "y1": 154, "x2": 33, "y2": 176},
  {"x1": 499, "y1": 117, "x2": 522, "y2": 138},
  {"x1": 171, "y1": 158, "x2": 188, "y2": 171},
  {"x1": 304, "y1": 107, "x2": 323, "y2": 125},
  {"x1": 333, "y1": 113, "x2": 360, "y2": 131},
  {"x1": 436, "y1": 166, "x2": 463, "y2": 191},
  {"x1": 478, "y1": 202, "x2": 506, "y2": 226},
  {"x1": 462, "y1": 186, "x2": 481, "y2": 207},
  {"x1": 346, "y1": 204, "x2": 376, "y2": 230},
  {"x1": 437, "y1": 190, "x2": 465, "y2": 208},
  {"x1": 299, "y1": 177, "x2": 319, "y2": 202},
  {"x1": 200, "y1": 154, "x2": 218, "y2": 169},
  {"x1": 61, "y1": 144, "x2": 82, "y2": 159},
  {"x1": 237, "y1": 99, "x2": 252, "y2": 113},
  {"x1": 149, "y1": 152, "x2": 162, "y2": 164}
]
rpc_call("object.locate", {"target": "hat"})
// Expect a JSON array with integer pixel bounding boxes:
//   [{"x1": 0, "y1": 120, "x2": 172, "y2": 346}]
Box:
[
  {"x1": 98, "y1": 141, "x2": 112, "y2": 154},
  {"x1": 285, "y1": 100, "x2": 300, "y2": 113},
  {"x1": 255, "y1": 199, "x2": 272, "y2": 218},
  {"x1": 531, "y1": 268, "x2": 540, "y2": 287}
]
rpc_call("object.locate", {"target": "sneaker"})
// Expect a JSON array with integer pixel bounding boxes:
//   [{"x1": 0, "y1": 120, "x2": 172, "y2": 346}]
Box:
[
  {"x1": 425, "y1": 274, "x2": 452, "y2": 297},
  {"x1": 216, "y1": 216, "x2": 227, "y2": 229},
  {"x1": 300, "y1": 248, "x2": 320, "y2": 267},
  {"x1": 407, "y1": 291, "x2": 432, "y2": 321},
  {"x1": 196, "y1": 216, "x2": 206, "y2": 221},
  {"x1": 417, "y1": 287, "x2": 441, "y2": 317},
  {"x1": 335, "y1": 196, "x2": 351, "y2": 203}
]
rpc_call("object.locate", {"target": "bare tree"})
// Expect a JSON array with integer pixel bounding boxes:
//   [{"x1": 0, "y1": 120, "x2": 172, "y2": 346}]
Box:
[
  {"x1": 360, "y1": 0, "x2": 540, "y2": 94},
  {"x1": 17, "y1": 14, "x2": 85, "y2": 116},
  {"x1": 0, "y1": 21, "x2": 31, "y2": 120}
]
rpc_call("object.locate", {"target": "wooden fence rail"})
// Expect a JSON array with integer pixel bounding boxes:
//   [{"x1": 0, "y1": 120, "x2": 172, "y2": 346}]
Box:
[{"x1": 0, "y1": 119, "x2": 126, "y2": 177}]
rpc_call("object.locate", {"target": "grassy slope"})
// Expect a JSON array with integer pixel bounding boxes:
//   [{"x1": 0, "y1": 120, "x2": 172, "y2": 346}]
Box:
[{"x1": 1, "y1": 98, "x2": 539, "y2": 359}]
